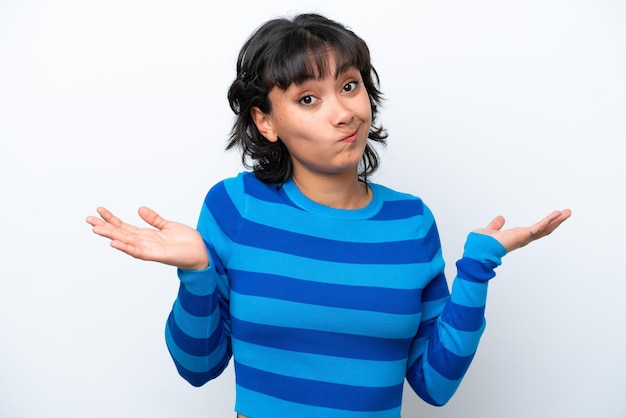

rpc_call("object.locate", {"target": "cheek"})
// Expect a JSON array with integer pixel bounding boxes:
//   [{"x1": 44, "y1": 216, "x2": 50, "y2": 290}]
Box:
[{"x1": 358, "y1": 95, "x2": 373, "y2": 123}]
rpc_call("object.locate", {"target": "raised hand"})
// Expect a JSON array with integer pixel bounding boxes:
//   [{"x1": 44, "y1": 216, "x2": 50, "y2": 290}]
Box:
[
  {"x1": 86, "y1": 206, "x2": 209, "y2": 271},
  {"x1": 474, "y1": 209, "x2": 572, "y2": 253}
]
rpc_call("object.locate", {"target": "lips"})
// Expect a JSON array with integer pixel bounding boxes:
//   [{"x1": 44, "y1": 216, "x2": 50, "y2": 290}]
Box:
[{"x1": 341, "y1": 130, "x2": 359, "y2": 143}]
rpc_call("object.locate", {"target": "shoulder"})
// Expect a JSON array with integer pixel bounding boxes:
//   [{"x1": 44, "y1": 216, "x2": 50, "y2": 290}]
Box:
[
  {"x1": 369, "y1": 182, "x2": 434, "y2": 221},
  {"x1": 210, "y1": 171, "x2": 251, "y2": 189},
  {"x1": 370, "y1": 182, "x2": 423, "y2": 202},
  {"x1": 205, "y1": 171, "x2": 283, "y2": 209}
]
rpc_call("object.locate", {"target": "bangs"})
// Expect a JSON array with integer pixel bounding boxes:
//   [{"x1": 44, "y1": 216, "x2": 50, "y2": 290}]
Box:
[{"x1": 263, "y1": 29, "x2": 369, "y2": 90}]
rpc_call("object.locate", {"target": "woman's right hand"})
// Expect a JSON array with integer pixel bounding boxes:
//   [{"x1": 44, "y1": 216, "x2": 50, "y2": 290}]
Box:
[{"x1": 86, "y1": 206, "x2": 209, "y2": 271}]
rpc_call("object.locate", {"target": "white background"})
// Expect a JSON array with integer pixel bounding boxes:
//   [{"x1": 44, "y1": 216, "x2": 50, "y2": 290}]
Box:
[{"x1": 1, "y1": 0, "x2": 624, "y2": 417}]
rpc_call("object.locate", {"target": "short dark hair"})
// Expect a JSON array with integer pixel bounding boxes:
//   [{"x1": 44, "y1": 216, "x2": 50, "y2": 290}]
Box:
[{"x1": 226, "y1": 13, "x2": 387, "y2": 185}]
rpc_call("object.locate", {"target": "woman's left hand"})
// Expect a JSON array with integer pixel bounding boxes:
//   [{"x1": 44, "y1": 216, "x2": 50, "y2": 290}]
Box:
[{"x1": 474, "y1": 209, "x2": 572, "y2": 253}]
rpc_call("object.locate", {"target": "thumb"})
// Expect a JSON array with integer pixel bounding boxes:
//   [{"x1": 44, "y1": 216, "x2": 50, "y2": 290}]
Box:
[
  {"x1": 137, "y1": 206, "x2": 168, "y2": 230},
  {"x1": 486, "y1": 215, "x2": 506, "y2": 231}
]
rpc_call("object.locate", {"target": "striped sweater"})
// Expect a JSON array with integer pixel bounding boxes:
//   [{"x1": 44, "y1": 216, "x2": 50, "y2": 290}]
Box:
[{"x1": 165, "y1": 171, "x2": 506, "y2": 417}]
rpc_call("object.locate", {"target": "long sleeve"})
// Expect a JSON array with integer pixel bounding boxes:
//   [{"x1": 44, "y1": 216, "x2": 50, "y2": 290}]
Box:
[
  {"x1": 164, "y1": 185, "x2": 236, "y2": 387},
  {"x1": 406, "y1": 232, "x2": 506, "y2": 406}
]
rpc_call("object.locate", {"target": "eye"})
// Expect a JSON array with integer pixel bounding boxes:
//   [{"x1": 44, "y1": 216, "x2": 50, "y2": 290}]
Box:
[
  {"x1": 298, "y1": 95, "x2": 317, "y2": 106},
  {"x1": 342, "y1": 81, "x2": 359, "y2": 93}
]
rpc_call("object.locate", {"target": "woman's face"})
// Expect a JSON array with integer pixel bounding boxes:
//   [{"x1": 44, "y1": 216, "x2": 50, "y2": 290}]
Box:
[{"x1": 252, "y1": 55, "x2": 372, "y2": 183}]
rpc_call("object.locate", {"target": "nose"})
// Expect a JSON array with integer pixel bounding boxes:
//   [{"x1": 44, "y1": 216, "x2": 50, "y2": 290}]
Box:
[{"x1": 331, "y1": 95, "x2": 354, "y2": 126}]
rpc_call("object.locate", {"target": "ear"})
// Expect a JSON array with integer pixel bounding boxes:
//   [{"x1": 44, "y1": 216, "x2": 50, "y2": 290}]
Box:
[{"x1": 250, "y1": 107, "x2": 279, "y2": 142}]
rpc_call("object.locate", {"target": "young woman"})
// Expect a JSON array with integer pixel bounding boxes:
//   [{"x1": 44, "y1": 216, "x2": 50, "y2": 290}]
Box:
[{"x1": 87, "y1": 13, "x2": 571, "y2": 418}]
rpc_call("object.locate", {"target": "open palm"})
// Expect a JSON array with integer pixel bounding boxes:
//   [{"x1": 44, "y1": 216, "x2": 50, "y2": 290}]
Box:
[
  {"x1": 475, "y1": 209, "x2": 572, "y2": 253},
  {"x1": 86, "y1": 206, "x2": 209, "y2": 271}
]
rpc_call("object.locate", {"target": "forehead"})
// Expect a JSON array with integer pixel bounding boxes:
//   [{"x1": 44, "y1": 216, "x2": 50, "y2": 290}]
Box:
[
  {"x1": 299, "y1": 50, "x2": 356, "y2": 81},
  {"x1": 276, "y1": 62, "x2": 360, "y2": 94},
  {"x1": 265, "y1": 42, "x2": 364, "y2": 90}
]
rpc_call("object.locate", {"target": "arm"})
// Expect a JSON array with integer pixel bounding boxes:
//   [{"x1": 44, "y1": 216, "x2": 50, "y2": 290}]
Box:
[
  {"x1": 406, "y1": 232, "x2": 504, "y2": 405},
  {"x1": 406, "y1": 209, "x2": 571, "y2": 405},
  {"x1": 165, "y1": 180, "x2": 250, "y2": 386},
  {"x1": 86, "y1": 199, "x2": 236, "y2": 386},
  {"x1": 165, "y1": 262, "x2": 232, "y2": 386}
]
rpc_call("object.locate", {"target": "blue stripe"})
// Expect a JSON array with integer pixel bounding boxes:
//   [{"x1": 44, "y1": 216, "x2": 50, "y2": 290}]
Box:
[
  {"x1": 450, "y1": 279, "x2": 489, "y2": 308},
  {"x1": 177, "y1": 283, "x2": 216, "y2": 317},
  {"x1": 168, "y1": 356, "x2": 228, "y2": 387},
  {"x1": 235, "y1": 219, "x2": 440, "y2": 264},
  {"x1": 421, "y1": 297, "x2": 448, "y2": 322},
  {"x1": 204, "y1": 181, "x2": 241, "y2": 240},
  {"x1": 230, "y1": 292, "x2": 421, "y2": 339},
  {"x1": 242, "y1": 170, "x2": 296, "y2": 205},
  {"x1": 427, "y1": 326, "x2": 475, "y2": 380},
  {"x1": 230, "y1": 269, "x2": 422, "y2": 314},
  {"x1": 235, "y1": 386, "x2": 401, "y2": 418},
  {"x1": 416, "y1": 353, "x2": 463, "y2": 406},
  {"x1": 164, "y1": 325, "x2": 230, "y2": 376},
  {"x1": 368, "y1": 199, "x2": 424, "y2": 220},
  {"x1": 415, "y1": 316, "x2": 437, "y2": 340},
  {"x1": 440, "y1": 302, "x2": 485, "y2": 332},
  {"x1": 233, "y1": 339, "x2": 406, "y2": 387},
  {"x1": 462, "y1": 232, "x2": 506, "y2": 262},
  {"x1": 176, "y1": 268, "x2": 216, "y2": 295},
  {"x1": 166, "y1": 311, "x2": 224, "y2": 357},
  {"x1": 245, "y1": 199, "x2": 428, "y2": 243},
  {"x1": 406, "y1": 357, "x2": 447, "y2": 406},
  {"x1": 235, "y1": 362, "x2": 404, "y2": 411},
  {"x1": 456, "y1": 257, "x2": 498, "y2": 282},
  {"x1": 229, "y1": 244, "x2": 438, "y2": 289},
  {"x1": 436, "y1": 323, "x2": 485, "y2": 357},
  {"x1": 421, "y1": 272, "x2": 450, "y2": 301},
  {"x1": 231, "y1": 317, "x2": 411, "y2": 361},
  {"x1": 243, "y1": 190, "x2": 431, "y2": 242},
  {"x1": 172, "y1": 300, "x2": 218, "y2": 339}
]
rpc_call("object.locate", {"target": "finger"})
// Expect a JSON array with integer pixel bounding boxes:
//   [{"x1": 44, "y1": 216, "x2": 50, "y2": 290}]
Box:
[
  {"x1": 543, "y1": 209, "x2": 572, "y2": 234},
  {"x1": 89, "y1": 209, "x2": 141, "y2": 243},
  {"x1": 138, "y1": 206, "x2": 168, "y2": 230},
  {"x1": 85, "y1": 215, "x2": 105, "y2": 227},
  {"x1": 528, "y1": 209, "x2": 571, "y2": 239},
  {"x1": 553, "y1": 208, "x2": 572, "y2": 224},
  {"x1": 109, "y1": 239, "x2": 143, "y2": 258},
  {"x1": 96, "y1": 206, "x2": 127, "y2": 228},
  {"x1": 527, "y1": 219, "x2": 551, "y2": 240},
  {"x1": 486, "y1": 215, "x2": 505, "y2": 231}
]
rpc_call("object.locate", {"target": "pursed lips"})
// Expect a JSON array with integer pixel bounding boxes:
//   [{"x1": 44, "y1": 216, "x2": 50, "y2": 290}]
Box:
[{"x1": 340, "y1": 128, "x2": 360, "y2": 143}]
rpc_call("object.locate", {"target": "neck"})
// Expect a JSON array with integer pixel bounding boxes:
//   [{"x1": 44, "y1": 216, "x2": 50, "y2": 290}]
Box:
[{"x1": 292, "y1": 171, "x2": 371, "y2": 210}]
